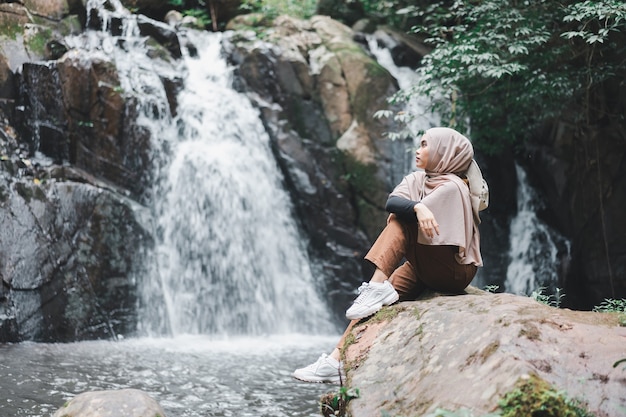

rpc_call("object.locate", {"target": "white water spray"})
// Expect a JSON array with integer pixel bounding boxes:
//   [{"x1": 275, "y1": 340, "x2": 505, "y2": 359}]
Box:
[
  {"x1": 366, "y1": 35, "x2": 440, "y2": 135},
  {"x1": 505, "y1": 164, "x2": 570, "y2": 295},
  {"x1": 75, "y1": 0, "x2": 333, "y2": 337}
]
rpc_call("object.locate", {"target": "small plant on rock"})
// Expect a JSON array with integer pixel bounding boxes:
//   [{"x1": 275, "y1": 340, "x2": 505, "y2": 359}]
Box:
[
  {"x1": 593, "y1": 298, "x2": 626, "y2": 326},
  {"x1": 498, "y1": 374, "x2": 593, "y2": 417},
  {"x1": 530, "y1": 287, "x2": 565, "y2": 308},
  {"x1": 319, "y1": 385, "x2": 360, "y2": 417}
]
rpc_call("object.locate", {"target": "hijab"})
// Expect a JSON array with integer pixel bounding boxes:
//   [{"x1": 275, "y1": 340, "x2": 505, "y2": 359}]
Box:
[{"x1": 390, "y1": 127, "x2": 482, "y2": 266}]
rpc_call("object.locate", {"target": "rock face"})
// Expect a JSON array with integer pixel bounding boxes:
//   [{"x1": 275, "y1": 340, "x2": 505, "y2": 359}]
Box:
[
  {"x1": 344, "y1": 288, "x2": 626, "y2": 417},
  {"x1": 0, "y1": 163, "x2": 151, "y2": 342},
  {"x1": 52, "y1": 389, "x2": 166, "y2": 417},
  {"x1": 0, "y1": 2, "x2": 179, "y2": 341},
  {"x1": 522, "y1": 100, "x2": 626, "y2": 309},
  {"x1": 225, "y1": 15, "x2": 419, "y2": 317}
]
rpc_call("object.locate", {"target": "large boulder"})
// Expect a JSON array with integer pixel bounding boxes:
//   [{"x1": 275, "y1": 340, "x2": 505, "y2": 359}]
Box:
[
  {"x1": 344, "y1": 288, "x2": 626, "y2": 417},
  {"x1": 52, "y1": 389, "x2": 166, "y2": 417},
  {"x1": 0, "y1": 162, "x2": 151, "y2": 342}
]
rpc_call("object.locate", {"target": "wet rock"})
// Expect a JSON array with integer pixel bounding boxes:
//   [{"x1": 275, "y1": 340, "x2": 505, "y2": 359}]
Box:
[
  {"x1": 0, "y1": 173, "x2": 151, "y2": 342},
  {"x1": 344, "y1": 288, "x2": 626, "y2": 417},
  {"x1": 137, "y1": 14, "x2": 182, "y2": 59},
  {"x1": 18, "y1": 53, "x2": 157, "y2": 199},
  {"x1": 52, "y1": 388, "x2": 167, "y2": 417}
]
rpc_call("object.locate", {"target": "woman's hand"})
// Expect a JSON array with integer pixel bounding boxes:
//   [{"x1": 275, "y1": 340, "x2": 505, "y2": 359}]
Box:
[{"x1": 414, "y1": 203, "x2": 440, "y2": 238}]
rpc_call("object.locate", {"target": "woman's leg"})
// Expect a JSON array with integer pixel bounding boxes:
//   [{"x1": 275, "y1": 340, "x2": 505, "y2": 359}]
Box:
[
  {"x1": 345, "y1": 217, "x2": 419, "y2": 319},
  {"x1": 364, "y1": 216, "x2": 413, "y2": 279},
  {"x1": 293, "y1": 218, "x2": 419, "y2": 383}
]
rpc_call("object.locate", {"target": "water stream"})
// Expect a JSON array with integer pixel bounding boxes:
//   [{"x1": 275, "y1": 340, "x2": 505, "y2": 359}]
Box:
[
  {"x1": 505, "y1": 164, "x2": 570, "y2": 296},
  {"x1": 0, "y1": 335, "x2": 338, "y2": 417}
]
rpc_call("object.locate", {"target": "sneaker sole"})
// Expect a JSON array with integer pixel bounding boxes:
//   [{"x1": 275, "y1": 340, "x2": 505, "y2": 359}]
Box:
[
  {"x1": 292, "y1": 374, "x2": 341, "y2": 384},
  {"x1": 345, "y1": 291, "x2": 399, "y2": 320}
]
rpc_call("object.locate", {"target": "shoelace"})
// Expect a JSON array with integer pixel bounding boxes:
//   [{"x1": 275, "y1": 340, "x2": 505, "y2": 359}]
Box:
[{"x1": 353, "y1": 283, "x2": 372, "y2": 304}]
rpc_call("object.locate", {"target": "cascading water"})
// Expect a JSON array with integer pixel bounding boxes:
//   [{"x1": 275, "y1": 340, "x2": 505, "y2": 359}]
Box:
[
  {"x1": 365, "y1": 34, "x2": 440, "y2": 181},
  {"x1": 505, "y1": 164, "x2": 571, "y2": 296},
  {"x1": 70, "y1": 0, "x2": 333, "y2": 337},
  {"x1": 366, "y1": 35, "x2": 441, "y2": 134},
  {"x1": 138, "y1": 29, "x2": 333, "y2": 336}
]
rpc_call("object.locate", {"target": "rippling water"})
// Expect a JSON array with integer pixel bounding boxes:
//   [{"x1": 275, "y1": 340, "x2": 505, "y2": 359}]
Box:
[{"x1": 0, "y1": 334, "x2": 340, "y2": 417}]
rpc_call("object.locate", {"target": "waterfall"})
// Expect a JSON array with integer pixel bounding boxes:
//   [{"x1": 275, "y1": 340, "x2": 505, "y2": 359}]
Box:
[
  {"x1": 365, "y1": 34, "x2": 441, "y2": 183},
  {"x1": 505, "y1": 164, "x2": 571, "y2": 296},
  {"x1": 366, "y1": 35, "x2": 441, "y2": 133},
  {"x1": 74, "y1": 0, "x2": 333, "y2": 337}
]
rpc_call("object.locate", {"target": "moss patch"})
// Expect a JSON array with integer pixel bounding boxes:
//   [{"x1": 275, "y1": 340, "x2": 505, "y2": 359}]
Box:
[
  {"x1": 26, "y1": 28, "x2": 51, "y2": 55},
  {"x1": 0, "y1": 20, "x2": 22, "y2": 40},
  {"x1": 498, "y1": 374, "x2": 593, "y2": 417}
]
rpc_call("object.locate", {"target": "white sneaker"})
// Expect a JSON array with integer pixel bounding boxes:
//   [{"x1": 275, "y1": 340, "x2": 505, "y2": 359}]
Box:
[
  {"x1": 345, "y1": 280, "x2": 399, "y2": 320},
  {"x1": 292, "y1": 354, "x2": 343, "y2": 384}
]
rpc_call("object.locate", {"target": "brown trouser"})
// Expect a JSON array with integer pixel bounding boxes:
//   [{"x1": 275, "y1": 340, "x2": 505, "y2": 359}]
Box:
[
  {"x1": 365, "y1": 216, "x2": 477, "y2": 299},
  {"x1": 336, "y1": 217, "x2": 476, "y2": 350}
]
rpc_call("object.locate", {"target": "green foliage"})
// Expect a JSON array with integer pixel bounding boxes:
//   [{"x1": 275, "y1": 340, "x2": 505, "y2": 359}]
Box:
[
  {"x1": 0, "y1": 20, "x2": 22, "y2": 39},
  {"x1": 24, "y1": 27, "x2": 54, "y2": 56},
  {"x1": 593, "y1": 298, "x2": 626, "y2": 313},
  {"x1": 379, "y1": 0, "x2": 626, "y2": 153},
  {"x1": 530, "y1": 287, "x2": 565, "y2": 308},
  {"x1": 320, "y1": 386, "x2": 360, "y2": 417},
  {"x1": 239, "y1": 0, "x2": 317, "y2": 20},
  {"x1": 358, "y1": 0, "x2": 424, "y2": 30},
  {"x1": 167, "y1": 0, "x2": 211, "y2": 28},
  {"x1": 498, "y1": 374, "x2": 594, "y2": 417},
  {"x1": 593, "y1": 298, "x2": 626, "y2": 326}
]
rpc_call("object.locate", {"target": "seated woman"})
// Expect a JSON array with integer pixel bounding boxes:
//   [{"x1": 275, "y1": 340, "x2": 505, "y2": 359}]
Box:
[{"x1": 293, "y1": 127, "x2": 483, "y2": 383}]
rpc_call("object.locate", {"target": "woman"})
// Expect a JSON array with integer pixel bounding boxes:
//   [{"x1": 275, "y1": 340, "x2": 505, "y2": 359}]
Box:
[{"x1": 293, "y1": 127, "x2": 483, "y2": 383}]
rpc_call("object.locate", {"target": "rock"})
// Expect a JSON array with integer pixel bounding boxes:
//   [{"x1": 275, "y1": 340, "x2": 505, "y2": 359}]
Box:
[
  {"x1": 22, "y1": 0, "x2": 69, "y2": 20},
  {"x1": 0, "y1": 53, "x2": 15, "y2": 100},
  {"x1": 0, "y1": 3, "x2": 40, "y2": 73},
  {"x1": 52, "y1": 389, "x2": 166, "y2": 417},
  {"x1": 0, "y1": 173, "x2": 151, "y2": 342},
  {"x1": 344, "y1": 288, "x2": 626, "y2": 417},
  {"x1": 136, "y1": 14, "x2": 182, "y2": 59},
  {"x1": 371, "y1": 26, "x2": 431, "y2": 68}
]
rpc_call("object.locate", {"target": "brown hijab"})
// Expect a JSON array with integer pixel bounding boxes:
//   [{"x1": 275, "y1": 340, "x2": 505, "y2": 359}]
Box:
[{"x1": 390, "y1": 127, "x2": 482, "y2": 266}]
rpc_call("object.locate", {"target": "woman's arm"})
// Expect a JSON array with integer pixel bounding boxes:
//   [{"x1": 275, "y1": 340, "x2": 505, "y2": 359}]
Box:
[{"x1": 385, "y1": 195, "x2": 418, "y2": 221}]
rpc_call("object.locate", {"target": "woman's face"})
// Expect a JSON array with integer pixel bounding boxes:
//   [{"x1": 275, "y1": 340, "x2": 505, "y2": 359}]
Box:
[{"x1": 415, "y1": 135, "x2": 429, "y2": 170}]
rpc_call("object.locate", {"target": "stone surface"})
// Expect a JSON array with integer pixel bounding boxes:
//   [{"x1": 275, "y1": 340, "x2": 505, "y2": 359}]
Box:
[
  {"x1": 52, "y1": 389, "x2": 166, "y2": 417},
  {"x1": 344, "y1": 288, "x2": 626, "y2": 417},
  {"x1": 0, "y1": 168, "x2": 151, "y2": 342},
  {"x1": 23, "y1": 0, "x2": 69, "y2": 20}
]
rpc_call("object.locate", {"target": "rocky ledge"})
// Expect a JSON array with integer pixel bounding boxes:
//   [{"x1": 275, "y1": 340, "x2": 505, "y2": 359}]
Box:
[{"x1": 342, "y1": 287, "x2": 626, "y2": 417}]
